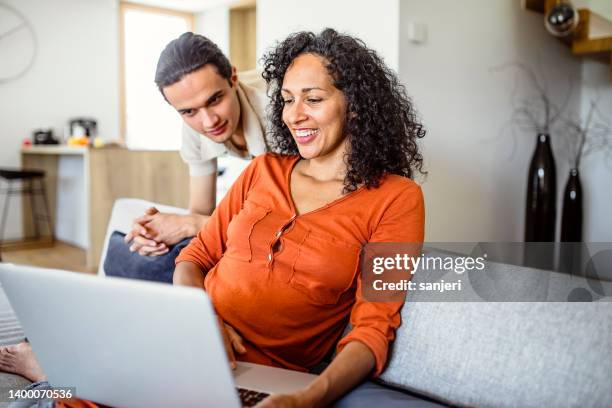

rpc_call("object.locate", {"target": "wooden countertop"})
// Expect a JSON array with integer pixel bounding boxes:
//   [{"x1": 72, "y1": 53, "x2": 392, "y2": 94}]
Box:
[
  {"x1": 20, "y1": 145, "x2": 170, "y2": 155},
  {"x1": 21, "y1": 145, "x2": 89, "y2": 155}
]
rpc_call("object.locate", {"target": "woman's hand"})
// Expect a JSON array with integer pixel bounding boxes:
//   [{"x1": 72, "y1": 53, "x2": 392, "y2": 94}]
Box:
[
  {"x1": 256, "y1": 392, "x2": 311, "y2": 408},
  {"x1": 218, "y1": 316, "x2": 246, "y2": 369},
  {"x1": 257, "y1": 342, "x2": 375, "y2": 408},
  {"x1": 173, "y1": 266, "x2": 245, "y2": 369},
  {"x1": 172, "y1": 265, "x2": 246, "y2": 370}
]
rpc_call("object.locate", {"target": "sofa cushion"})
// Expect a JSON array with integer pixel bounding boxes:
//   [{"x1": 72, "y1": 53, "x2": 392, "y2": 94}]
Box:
[{"x1": 379, "y1": 250, "x2": 612, "y2": 408}]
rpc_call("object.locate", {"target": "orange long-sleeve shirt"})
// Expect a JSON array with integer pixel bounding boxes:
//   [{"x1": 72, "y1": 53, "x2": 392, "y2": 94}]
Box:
[{"x1": 176, "y1": 154, "x2": 424, "y2": 376}]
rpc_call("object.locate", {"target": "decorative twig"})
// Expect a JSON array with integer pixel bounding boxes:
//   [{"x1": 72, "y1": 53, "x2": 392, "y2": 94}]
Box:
[
  {"x1": 491, "y1": 61, "x2": 564, "y2": 136},
  {"x1": 558, "y1": 97, "x2": 612, "y2": 170},
  {"x1": 491, "y1": 61, "x2": 612, "y2": 168}
]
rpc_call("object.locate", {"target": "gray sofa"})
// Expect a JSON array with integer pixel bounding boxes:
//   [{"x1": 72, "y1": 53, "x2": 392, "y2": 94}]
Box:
[
  {"x1": 336, "y1": 248, "x2": 612, "y2": 407},
  {"x1": 1, "y1": 199, "x2": 611, "y2": 407}
]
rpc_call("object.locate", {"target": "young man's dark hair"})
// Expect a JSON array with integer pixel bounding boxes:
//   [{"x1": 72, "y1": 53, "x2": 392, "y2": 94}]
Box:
[{"x1": 154, "y1": 32, "x2": 233, "y2": 96}]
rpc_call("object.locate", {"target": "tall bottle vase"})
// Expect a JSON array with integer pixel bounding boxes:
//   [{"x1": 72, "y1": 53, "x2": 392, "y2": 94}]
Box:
[
  {"x1": 559, "y1": 168, "x2": 584, "y2": 275},
  {"x1": 561, "y1": 168, "x2": 583, "y2": 242},
  {"x1": 524, "y1": 133, "x2": 557, "y2": 270}
]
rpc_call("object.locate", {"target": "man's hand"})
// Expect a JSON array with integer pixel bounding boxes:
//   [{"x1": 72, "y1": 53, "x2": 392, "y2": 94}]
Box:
[
  {"x1": 125, "y1": 234, "x2": 169, "y2": 256},
  {"x1": 124, "y1": 207, "x2": 167, "y2": 256},
  {"x1": 218, "y1": 316, "x2": 246, "y2": 370},
  {"x1": 123, "y1": 173, "x2": 215, "y2": 257},
  {"x1": 124, "y1": 207, "x2": 202, "y2": 256}
]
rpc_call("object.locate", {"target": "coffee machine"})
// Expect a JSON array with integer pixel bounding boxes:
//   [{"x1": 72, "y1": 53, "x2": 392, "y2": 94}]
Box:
[{"x1": 68, "y1": 118, "x2": 97, "y2": 138}]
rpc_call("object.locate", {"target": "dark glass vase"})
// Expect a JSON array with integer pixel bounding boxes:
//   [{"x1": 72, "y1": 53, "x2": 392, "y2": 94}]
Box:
[
  {"x1": 560, "y1": 168, "x2": 582, "y2": 242},
  {"x1": 524, "y1": 133, "x2": 557, "y2": 242}
]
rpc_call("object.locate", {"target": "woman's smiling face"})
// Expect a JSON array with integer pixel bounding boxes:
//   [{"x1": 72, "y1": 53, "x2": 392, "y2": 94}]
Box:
[{"x1": 281, "y1": 53, "x2": 348, "y2": 160}]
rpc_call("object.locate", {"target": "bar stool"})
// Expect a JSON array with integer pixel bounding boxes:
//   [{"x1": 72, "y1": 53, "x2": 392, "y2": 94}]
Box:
[{"x1": 0, "y1": 168, "x2": 54, "y2": 246}]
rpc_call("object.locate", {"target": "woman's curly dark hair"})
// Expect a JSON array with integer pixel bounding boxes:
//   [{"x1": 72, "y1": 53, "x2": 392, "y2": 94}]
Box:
[{"x1": 262, "y1": 28, "x2": 426, "y2": 192}]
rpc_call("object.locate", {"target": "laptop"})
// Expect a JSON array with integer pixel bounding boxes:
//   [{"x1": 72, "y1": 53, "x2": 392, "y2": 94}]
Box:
[{"x1": 0, "y1": 264, "x2": 317, "y2": 408}]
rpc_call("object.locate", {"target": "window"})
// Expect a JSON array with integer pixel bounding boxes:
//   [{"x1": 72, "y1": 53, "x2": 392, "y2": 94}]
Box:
[{"x1": 120, "y1": 2, "x2": 193, "y2": 150}]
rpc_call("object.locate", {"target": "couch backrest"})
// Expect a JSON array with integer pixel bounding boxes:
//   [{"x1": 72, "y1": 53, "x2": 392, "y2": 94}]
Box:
[{"x1": 380, "y1": 251, "x2": 612, "y2": 408}]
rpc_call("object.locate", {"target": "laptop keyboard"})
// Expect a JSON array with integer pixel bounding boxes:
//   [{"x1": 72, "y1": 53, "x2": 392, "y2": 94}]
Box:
[{"x1": 237, "y1": 387, "x2": 270, "y2": 407}]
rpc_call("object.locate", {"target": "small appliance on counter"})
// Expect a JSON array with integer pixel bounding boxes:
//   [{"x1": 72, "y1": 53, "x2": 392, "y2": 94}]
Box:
[
  {"x1": 32, "y1": 128, "x2": 59, "y2": 144},
  {"x1": 68, "y1": 118, "x2": 98, "y2": 139}
]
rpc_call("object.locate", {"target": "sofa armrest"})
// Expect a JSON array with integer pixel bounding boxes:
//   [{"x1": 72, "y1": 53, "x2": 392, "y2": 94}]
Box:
[{"x1": 97, "y1": 198, "x2": 188, "y2": 276}]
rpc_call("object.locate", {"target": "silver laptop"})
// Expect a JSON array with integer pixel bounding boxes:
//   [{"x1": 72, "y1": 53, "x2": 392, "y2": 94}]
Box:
[{"x1": 0, "y1": 264, "x2": 316, "y2": 408}]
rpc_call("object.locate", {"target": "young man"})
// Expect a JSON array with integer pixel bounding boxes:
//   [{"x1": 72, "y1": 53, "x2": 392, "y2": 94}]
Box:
[
  {"x1": 0, "y1": 32, "x2": 269, "y2": 383},
  {"x1": 125, "y1": 32, "x2": 268, "y2": 256}
]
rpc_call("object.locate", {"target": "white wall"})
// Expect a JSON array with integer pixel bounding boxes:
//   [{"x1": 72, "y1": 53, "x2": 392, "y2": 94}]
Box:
[
  {"x1": 195, "y1": 5, "x2": 230, "y2": 55},
  {"x1": 579, "y1": 61, "x2": 612, "y2": 242},
  {"x1": 583, "y1": 0, "x2": 612, "y2": 20},
  {"x1": 256, "y1": 0, "x2": 400, "y2": 71},
  {"x1": 0, "y1": 0, "x2": 119, "y2": 241},
  {"x1": 399, "y1": 0, "x2": 585, "y2": 242},
  {"x1": 552, "y1": 0, "x2": 611, "y2": 237}
]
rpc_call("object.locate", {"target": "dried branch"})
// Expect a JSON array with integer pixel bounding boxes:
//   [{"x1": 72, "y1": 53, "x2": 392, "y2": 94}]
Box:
[
  {"x1": 490, "y1": 61, "x2": 564, "y2": 136},
  {"x1": 558, "y1": 98, "x2": 612, "y2": 169},
  {"x1": 491, "y1": 62, "x2": 612, "y2": 169}
]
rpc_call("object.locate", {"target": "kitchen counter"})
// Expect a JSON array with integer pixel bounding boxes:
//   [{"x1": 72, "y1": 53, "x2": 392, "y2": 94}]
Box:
[
  {"x1": 21, "y1": 145, "x2": 189, "y2": 269},
  {"x1": 21, "y1": 145, "x2": 88, "y2": 155}
]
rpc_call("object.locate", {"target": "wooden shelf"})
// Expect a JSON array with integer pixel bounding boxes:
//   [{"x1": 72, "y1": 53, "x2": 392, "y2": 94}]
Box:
[
  {"x1": 573, "y1": 37, "x2": 612, "y2": 54},
  {"x1": 523, "y1": 0, "x2": 555, "y2": 14}
]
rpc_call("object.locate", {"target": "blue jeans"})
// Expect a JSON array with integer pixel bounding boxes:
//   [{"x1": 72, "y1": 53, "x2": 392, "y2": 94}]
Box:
[
  {"x1": 103, "y1": 231, "x2": 192, "y2": 283},
  {"x1": 8, "y1": 381, "x2": 56, "y2": 408},
  {"x1": 14, "y1": 380, "x2": 447, "y2": 408}
]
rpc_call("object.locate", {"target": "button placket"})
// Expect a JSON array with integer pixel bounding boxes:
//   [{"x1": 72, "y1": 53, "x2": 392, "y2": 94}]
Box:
[{"x1": 267, "y1": 214, "x2": 298, "y2": 273}]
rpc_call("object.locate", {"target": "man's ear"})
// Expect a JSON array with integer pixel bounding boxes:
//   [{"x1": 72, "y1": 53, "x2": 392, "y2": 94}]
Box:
[{"x1": 230, "y1": 66, "x2": 238, "y2": 87}]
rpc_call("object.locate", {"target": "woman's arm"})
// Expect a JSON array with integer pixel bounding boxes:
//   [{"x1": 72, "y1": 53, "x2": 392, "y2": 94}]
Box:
[
  {"x1": 173, "y1": 261, "x2": 205, "y2": 289},
  {"x1": 301, "y1": 341, "x2": 375, "y2": 407},
  {"x1": 259, "y1": 341, "x2": 374, "y2": 408}
]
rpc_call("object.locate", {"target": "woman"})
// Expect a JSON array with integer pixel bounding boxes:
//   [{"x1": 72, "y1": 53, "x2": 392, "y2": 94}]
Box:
[
  {"x1": 7, "y1": 28, "x2": 424, "y2": 408},
  {"x1": 174, "y1": 28, "x2": 425, "y2": 407}
]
